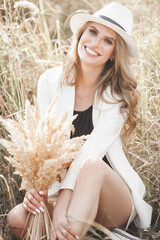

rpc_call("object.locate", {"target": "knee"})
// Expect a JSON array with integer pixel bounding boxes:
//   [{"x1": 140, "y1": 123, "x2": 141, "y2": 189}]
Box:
[
  {"x1": 8, "y1": 203, "x2": 28, "y2": 235},
  {"x1": 79, "y1": 156, "x2": 105, "y2": 180}
]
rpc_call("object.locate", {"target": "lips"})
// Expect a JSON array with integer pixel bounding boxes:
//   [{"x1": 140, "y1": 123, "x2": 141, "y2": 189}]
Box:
[{"x1": 84, "y1": 46, "x2": 100, "y2": 57}]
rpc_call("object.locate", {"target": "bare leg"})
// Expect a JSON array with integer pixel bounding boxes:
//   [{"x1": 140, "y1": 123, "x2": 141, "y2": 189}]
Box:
[
  {"x1": 8, "y1": 201, "x2": 54, "y2": 239},
  {"x1": 8, "y1": 156, "x2": 132, "y2": 239},
  {"x1": 67, "y1": 156, "x2": 132, "y2": 238},
  {"x1": 8, "y1": 203, "x2": 29, "y2": 239}
]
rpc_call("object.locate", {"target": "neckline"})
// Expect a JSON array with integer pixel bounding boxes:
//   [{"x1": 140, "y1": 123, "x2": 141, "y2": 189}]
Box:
[{"x1": 74, "y1": 105, "x2": 92, "y2": 114}]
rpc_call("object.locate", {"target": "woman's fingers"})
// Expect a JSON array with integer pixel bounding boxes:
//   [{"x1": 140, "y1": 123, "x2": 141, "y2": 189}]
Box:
[
  {"x1": 56, "y1": 227, "x2": 76, "y2": 240},
  {"x1": 23, "y1": 188, "x2": 45, "y2": 214},
  {"x1": 49, "y1": 224, "x2": 56, "y2": 240},
  {"x1": 55, "y1": 223, "x2": 79, "y2": 240},
  {"x1": 63, "y1": 225, "x2": 80, "y2": 240},
  {"x1": 28, "y1": 188, "x2": 44, "y2": 204},
  {"x1": 61, "y1": 227, "x2": 79, "y2": 240},
  {"x1": 23, "y1": 199, "x2": 38, "y2": 215},
  {"x1": 55, "y1": 228, "x2": 66, "y2": 240},
  {"x1": 25, "y1": 191, "x2": 44, "y2": 210},
  {"x1": 39, "y1": 190, "x2": 48, "y2": 202},
  {"x1": 23, "y1": 195, "x2": 44, "y2": 214}
]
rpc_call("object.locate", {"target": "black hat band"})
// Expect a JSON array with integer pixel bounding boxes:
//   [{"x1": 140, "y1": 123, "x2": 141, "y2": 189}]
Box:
[{"x1": 99, "y1": 15, "x2": 126, "y2": 32}]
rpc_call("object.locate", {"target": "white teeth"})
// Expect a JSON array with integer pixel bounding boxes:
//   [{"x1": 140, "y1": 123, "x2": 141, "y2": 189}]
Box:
[{"x1": 85, "y1": 47, "x2": 98, "y2": 56}]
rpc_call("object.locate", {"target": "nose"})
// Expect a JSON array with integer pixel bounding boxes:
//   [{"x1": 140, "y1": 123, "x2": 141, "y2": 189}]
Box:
[{"x1": 91, "y1": 35, "x2": 101, "y2": 47}]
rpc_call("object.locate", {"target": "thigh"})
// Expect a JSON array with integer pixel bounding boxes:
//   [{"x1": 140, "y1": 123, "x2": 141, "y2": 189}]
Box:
[{"x1": 95, "y1": 162, "x2": 132, "y2": 230}]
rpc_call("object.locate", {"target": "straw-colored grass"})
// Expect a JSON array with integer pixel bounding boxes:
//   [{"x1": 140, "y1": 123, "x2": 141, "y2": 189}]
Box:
[
  {"x1": 0, "y1": 0, "x2": 159, "y2": 239},
  {"x1": 0, "y1": 234, "x2": 4, "y2": 240},
  {"x1": 0, "y1": 95, "x2": 87, "y2": 239},
  {"x1": 0, "y1": 96, "x2": 87, "y2": 191}
]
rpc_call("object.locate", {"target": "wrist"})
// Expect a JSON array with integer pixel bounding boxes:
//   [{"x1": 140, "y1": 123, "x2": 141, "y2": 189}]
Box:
[{"x1": 57, "y1": 189, "x2": 73, "y2": 208}]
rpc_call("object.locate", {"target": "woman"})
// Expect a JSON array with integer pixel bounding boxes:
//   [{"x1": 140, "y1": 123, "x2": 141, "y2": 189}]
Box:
[{"x1": 8, "y1": 2, "x2": 152, "y2": 240}]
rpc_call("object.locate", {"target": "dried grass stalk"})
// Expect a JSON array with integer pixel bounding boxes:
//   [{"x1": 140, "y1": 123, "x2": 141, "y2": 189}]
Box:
[
  {"x1": 0, "y1": 96, "x2": 87, "y2": 239},
  {"x1": 0, "y1": 235, "x2": 4, "y2": 240},
  {"x1": 22, "y1": 203, "x2": 53, "y2": 240},
  {"x1": 0, "y1": 96, "x2": 87, "y2": 191}
]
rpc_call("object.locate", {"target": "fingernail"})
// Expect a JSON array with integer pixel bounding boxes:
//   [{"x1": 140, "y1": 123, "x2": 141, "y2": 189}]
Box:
[
  {"x1": 32, "y1": 211, "x2": 37, "y2": 215},
  {"x1": 39, "y1": 206, "x2": 44, "y2": 212},
  {"x1": 39, "y1": 191, "x2": 44, "y2": 195},
  {"x1": 40, "y1": 201, "x2": 44, "y2": 207},
  {"x1": 76, "y1": 235, "x2": 80, "y2": 239},
  {"x1": 35, "y1": 209, "x2": 40, "y2": 214}
]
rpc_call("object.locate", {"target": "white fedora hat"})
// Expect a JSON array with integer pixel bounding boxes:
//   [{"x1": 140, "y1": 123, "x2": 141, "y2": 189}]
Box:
[{"x1": 70, "y1": 2, "x2": 138, "y2": 58}]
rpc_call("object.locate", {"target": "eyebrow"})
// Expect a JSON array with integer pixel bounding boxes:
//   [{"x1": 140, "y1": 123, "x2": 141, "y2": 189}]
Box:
[{"x1": 90, "y1": 26, "x2": 116, "y2": 43}]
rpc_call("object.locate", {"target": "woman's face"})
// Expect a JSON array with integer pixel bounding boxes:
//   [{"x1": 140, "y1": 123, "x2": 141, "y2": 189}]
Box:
[{"x1": 77, "y1": 22, "x2": 116, "y2": 69}]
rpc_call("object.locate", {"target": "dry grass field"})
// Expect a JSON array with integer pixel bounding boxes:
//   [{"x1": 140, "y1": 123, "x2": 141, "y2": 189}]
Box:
[{"x1": 0, "y1": 0, "x2": 159, "y2": 239}]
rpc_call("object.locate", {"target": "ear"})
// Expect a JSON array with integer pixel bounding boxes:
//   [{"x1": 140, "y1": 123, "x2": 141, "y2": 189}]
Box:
[
  {"x1": 110, "y1": 52, "x2": 115, "y2": 61},
  {"x1": 110, "y1": 56, "x2": 115, "y2": 61}
]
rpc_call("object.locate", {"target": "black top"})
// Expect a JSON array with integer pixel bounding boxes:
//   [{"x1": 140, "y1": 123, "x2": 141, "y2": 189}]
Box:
[{"x1": 71, "y1": 105, "x2": 111, "y2": 167}]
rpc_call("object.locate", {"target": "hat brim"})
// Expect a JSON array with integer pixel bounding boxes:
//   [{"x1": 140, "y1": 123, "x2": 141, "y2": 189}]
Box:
[{"x1": 70, "y1": 13, "x2": 138, "y2": 58}]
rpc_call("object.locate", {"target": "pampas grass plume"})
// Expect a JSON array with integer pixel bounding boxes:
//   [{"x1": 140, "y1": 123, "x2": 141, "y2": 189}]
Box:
[
  {"x1": 0, "y1": 96, "x2": 88, "y2": 239},
  {"x1": 0, "y1": 96, "x2": 87, "y2": 191}
]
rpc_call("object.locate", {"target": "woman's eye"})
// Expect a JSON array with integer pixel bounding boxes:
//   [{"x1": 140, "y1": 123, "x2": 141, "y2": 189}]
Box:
[
  {"x1": 89, "y1": 29, "x2": 97, "y2": 35},
  {"x1": 104, "y1": 39, "x2": 112, "y2": 45}
]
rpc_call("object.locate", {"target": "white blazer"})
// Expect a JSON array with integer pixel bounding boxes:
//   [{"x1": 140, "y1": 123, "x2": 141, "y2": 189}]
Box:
[{"x1": 37, "y1": 66, "x2": 152, "y2": 230}]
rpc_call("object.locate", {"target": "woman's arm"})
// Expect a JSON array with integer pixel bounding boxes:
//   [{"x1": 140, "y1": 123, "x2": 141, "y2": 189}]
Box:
[{"x1": 51, "y1": 189, "x2": 79, "y2": 240}]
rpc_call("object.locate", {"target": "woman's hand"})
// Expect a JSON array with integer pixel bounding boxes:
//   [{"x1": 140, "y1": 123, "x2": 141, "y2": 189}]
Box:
[
  {"x1": 22, "y1": 188, "x2": 48, "y2": 215},
  {"x1": 50, "y1": 189, "x2": 79, "y2": 240}
]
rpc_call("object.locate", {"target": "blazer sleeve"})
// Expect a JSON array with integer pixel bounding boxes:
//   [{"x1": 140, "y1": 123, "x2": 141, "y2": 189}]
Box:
[
  {"x1": 37, "y1": 66, "x2": 62, "y2": 116},
  {"x1": 60, "y1": 103, "x2": 125, "y2": 190},
  {"x1": 37, "y1": 70, "x2": 52, "y2": 116}
]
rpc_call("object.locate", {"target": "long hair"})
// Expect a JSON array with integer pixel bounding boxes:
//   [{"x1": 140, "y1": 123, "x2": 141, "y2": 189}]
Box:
[{"x1": 61, "y1": 22, "x2": 141, "y2": 140}]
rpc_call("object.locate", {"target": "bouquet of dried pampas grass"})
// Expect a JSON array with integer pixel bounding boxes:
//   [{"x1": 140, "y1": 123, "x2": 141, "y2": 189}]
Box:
[{"x1": 0, "y1": 96, "x2": 87, "y2": 240}]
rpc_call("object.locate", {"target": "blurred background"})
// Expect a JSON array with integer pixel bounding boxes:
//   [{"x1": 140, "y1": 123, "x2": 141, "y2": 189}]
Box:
[{"x1": 0, "y1": 0, "x2": 159, "y2": 239}]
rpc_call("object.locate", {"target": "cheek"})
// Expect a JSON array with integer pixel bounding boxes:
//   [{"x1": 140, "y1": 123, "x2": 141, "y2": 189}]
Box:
[
  {"x1": 79, "y1": 31, "x2": 90, "y2": 44},
  {"x1": 103, "y1": 45, "x2": 115, "y2": 56}
]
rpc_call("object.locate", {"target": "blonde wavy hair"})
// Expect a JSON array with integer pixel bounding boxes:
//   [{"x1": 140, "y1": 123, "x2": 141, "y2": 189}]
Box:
[{"x1": 62, "y1": 22, "x2": 141, "y2": 140}]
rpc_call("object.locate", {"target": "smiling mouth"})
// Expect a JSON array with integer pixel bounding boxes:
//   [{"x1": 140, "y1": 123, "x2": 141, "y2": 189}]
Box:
[{"x1": 85, "y1": 46, "x2": 100, "y2": 56}]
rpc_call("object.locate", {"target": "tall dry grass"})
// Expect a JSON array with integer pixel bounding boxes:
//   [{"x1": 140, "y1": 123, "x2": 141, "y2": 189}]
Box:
[{"x1": 0, "y1": 0, "x2": 159, "y2": 239}]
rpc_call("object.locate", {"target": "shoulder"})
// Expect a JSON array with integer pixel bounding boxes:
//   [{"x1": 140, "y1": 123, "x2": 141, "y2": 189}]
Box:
[
  {"x1": 95, "y1": 86, "x2": 122, "y2": 113},
  {"x1": 104, "y1": 86, "x2": 121, "y2": 103},
  {"x1": 44, "y1": 65, "x2": 63, "y2": 77},
  {"x1": 38, "y1": 65, "x2": 63, "y2": 87}
]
